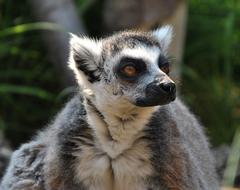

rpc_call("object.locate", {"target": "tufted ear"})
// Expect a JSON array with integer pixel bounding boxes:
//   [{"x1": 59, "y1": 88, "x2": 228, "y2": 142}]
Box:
[
  {"x1": 152, "y1": 25, "x2": 173, "y2": 52},
  {"x1": 69, "y1": 34, "x2": 103, "y2": 83}
]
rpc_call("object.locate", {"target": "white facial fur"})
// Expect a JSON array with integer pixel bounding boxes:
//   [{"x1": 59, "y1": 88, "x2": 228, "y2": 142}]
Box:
[{"x1": 69, "y1": 26, "x2": 173, "y2": 112}]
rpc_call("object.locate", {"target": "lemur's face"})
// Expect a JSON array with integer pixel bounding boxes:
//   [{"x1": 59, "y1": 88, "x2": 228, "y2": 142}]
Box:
[{"x1": 69, "y1": 26, "x2": 176, "y2": 108}]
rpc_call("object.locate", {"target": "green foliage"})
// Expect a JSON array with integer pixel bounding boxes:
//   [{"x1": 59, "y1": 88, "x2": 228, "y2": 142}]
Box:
[
  {"x1": 75, "y1": 0, "x2": 95, "y2": 15},
  {"x1": 0, "y1": 22, "x2": 64, "y2": 38},
  {"x1": 183, "y1": 0, "x2": 240, "y2": 145},
  {"x1": 75, "y1": 0, "x2": 105, "y2": 36},
  {"x1": 0, "y1": 84, "x2": 54, "y2": 100},
  {"x1": 0, "y1": 0, "x2": 64, "y2": 147}
]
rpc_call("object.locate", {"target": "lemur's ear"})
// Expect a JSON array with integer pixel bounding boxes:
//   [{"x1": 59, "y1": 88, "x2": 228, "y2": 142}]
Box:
[
  {"x1": 69, "y1": 34, "x2": 102, "y2": 83},
  {"x1": 152, "y1": 25, "x2": 173, "y2": 52}
]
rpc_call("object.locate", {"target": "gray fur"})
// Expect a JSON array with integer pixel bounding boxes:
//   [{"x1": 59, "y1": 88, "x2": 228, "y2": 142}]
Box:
[
  {"x1": 102, "y1": 31, "x2": 161, "y2": 57},
  {"x1": 0, "y1": 97, "x2": 219, "y2": 190},
  {"x1": 1, "y1": 27, "x2": 219, "y2": 190}
]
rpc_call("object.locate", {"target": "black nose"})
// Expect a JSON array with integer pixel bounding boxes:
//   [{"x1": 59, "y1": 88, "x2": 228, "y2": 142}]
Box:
[
  {"x1": 146, "y1": 80, "x2": 176, "y2": 101},
  {"x1": 135, "y1": 81, "x2": 176, "y2": 107},
  {"x1": 159, "y1": 82, "x2": 176, "y2": 95}
]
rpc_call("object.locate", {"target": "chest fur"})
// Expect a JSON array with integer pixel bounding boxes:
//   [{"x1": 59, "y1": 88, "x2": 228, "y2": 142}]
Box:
[{"x1": 72, "y1": 137, "x2": 152, "y2": 190}]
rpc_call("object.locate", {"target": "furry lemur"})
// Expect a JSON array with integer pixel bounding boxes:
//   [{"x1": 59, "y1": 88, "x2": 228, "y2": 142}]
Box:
[{"x1": 0, "y1": 26, "x2": 219, "y2": 190}]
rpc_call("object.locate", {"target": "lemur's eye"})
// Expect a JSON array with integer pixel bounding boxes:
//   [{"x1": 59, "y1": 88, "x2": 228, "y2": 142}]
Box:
[
  {"x1": 158, "y1": 55, "x2": 170, "y2": 75},
  {"x1": 160, "y1": 65, "x2": 170, "y2": 74},
  {"x1": 117, "y1": 57, "x2": 146, "y2": 80},
  {"x1": 121, "y1": 65, "x2": 137, "y2": 77}
]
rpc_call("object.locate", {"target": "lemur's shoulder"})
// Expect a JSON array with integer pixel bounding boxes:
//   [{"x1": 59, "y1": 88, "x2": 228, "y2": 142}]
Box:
[
  {"x1": 40, "y1": 94, "x2": 88, "y2": 141},
  {"x1": 0, "y1": 141, "x2": 46, "y2": 190},
  {"x1": 146, "y1": 98, "x2": 219, "y2": 190},
  {"x1": 0, "y1": 94, "x2": 88, "y2": 190}
]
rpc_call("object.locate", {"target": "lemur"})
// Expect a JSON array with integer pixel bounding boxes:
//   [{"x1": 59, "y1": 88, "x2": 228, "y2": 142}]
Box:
[{"x1": 0, "y1": 26, "x2": 219, "y2": 190}]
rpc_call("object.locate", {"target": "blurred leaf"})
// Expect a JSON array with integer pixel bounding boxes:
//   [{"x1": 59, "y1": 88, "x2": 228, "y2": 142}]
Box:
[
  {"x1": 75, "y1": 0, "x2": 95, "y2": 14},
  {"x1": 181, "y1": 65, "x2": 200, "y2": 81},
  {"x1": 56, "y1": 86, "x2": 77, "y2": 102},
  {"x1": 0, "y1": 84, "x2": 54, "y2": 100},
  {"x1": 0, "y1": 118, "x2": 6, "y2": 130},
  {"x1": 0, "y1": 22, "x2": 64, "y2": 38},
  {"x1": 222, "y1": 127, "x2": 240, "y2": 187}
]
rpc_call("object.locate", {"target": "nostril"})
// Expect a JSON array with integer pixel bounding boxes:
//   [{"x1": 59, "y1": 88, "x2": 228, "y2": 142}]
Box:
[{"x1": 160, "y1": 83, "x2": 176, "y2": 94}]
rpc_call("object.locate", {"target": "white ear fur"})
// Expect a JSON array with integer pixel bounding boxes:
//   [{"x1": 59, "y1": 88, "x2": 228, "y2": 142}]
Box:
[
  {"x1": 68, "y1": 33, "x2": 102, "y2": 84},
  {"x1": 69, "y1": 33, "x2": 102, "y2": 68},
  {"x1": 152, "y1": 25, "x2": 173, "y2": 52}
]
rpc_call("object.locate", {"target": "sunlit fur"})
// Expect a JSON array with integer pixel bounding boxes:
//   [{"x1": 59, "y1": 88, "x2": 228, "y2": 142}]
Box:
[{"x1": 0, "y1": 26, "x2": 219, "y2": 190}]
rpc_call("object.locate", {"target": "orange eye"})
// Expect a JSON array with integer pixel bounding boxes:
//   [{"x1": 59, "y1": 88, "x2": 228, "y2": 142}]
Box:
[
  {"x1": 160, "y1": 65, "x2": 170, "y2": 74},
  {"x1": 121, "y1": 65, "x2": 137, "y2": 77}
]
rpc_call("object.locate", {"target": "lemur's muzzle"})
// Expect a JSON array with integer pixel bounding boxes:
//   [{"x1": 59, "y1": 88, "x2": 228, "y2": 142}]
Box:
[{"x1": 135, "y1": 78, "x2": 176, "y2": 107}]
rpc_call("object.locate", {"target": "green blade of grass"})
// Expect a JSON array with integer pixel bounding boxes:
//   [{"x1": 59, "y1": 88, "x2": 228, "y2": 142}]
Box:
[
  {"x1": 0, "y1": 84, "x2": 54, "y2": 100},
  {"x1": 0, "y1": 22, "x2": 64, "y2": 38},
  {"x1": 222, "y1": 127, "x2": 240, "y2": 187}
]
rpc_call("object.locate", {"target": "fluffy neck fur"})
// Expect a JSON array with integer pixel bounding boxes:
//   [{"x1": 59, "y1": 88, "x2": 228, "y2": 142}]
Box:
[{"x1": 84, "y1": 97, "x2": 157, "y2": 159}]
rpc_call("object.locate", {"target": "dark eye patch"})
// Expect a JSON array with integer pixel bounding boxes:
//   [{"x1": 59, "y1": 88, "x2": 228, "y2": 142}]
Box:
[
  {"x1": 158, "y1": 55, "x2": 170, "y2": 74},
  {"x1": 115, "y1": 57, "x2": 147, "y2": 81}
]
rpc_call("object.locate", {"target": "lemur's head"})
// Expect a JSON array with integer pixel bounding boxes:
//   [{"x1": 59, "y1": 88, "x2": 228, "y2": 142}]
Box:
[{"x1": 69, "y1": 26, "x2": 176, "y2": 110}]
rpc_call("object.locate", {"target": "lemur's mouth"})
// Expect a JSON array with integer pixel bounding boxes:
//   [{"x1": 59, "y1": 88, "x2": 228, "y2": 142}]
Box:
[{"x1": 135, "y1": 94, "x2": 176, "y2": 107}]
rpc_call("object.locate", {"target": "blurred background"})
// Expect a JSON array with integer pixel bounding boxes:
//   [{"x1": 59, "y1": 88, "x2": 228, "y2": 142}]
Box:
[{"x1": 0, "y1": 0, "x2": 239, "y2": 188}]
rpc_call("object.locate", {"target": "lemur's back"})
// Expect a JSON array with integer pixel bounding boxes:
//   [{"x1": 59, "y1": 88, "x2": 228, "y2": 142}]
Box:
[{"x1": 1, "y1": 95, "x2": 219, "y2": 190}]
